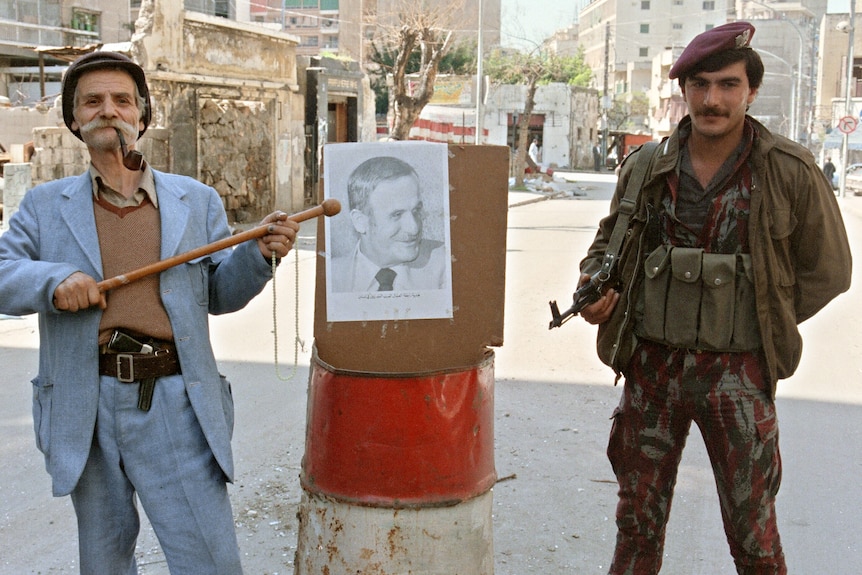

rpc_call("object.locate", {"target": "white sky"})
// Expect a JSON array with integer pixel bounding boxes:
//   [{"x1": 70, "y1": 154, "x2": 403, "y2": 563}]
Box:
[
  {"x1": 500, "y1": 0, "x2": 580, "y2": 48},
  {"x1": 499, "y1": 0, "x2": 855, "y2": 50},
  {"x1": 828, "y1": 0, "x2": 851, "y2": 12}
]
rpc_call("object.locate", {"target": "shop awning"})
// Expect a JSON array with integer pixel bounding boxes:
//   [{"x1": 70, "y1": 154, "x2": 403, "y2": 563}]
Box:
[{"x1": 822, "y1": 129, "x2": 862, "y2": 150}]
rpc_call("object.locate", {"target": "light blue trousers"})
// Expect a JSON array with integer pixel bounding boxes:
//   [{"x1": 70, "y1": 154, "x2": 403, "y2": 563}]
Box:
[{"x1": 70, "y1": 375, "x2": 242, "y2": 575}]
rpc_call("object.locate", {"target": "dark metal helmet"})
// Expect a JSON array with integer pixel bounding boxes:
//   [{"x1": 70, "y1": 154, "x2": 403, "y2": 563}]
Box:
[{"x1": 61, "y1": 51, "x2": 151, "y2": 141}]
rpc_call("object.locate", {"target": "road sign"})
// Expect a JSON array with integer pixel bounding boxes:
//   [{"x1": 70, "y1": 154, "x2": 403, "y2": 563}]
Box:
[{"x1": 838, "y1": 115, "x2": 858, "y2": 134}]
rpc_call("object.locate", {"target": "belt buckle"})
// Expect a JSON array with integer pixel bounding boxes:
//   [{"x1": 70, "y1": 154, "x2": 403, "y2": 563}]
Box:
[{"x1": 116, "y1": 353, "x2": 136, "y2": 382}]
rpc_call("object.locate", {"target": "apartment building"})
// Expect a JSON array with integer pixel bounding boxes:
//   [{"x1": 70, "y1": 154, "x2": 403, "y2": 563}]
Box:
[
  {"x1": 575, "y1": 0, "x2": 827, "y2": 148},
  {"x1": 817, "y1": 11, "x2": 862, "y2": 164},
  {"x1": 231, "y1": 0, "x2": 501, "y2": 64},
  {"x1": 0, "y1": 0, "x2": 136, "y2": 105},
  {"x1": 544, "y1": 23, "x2": 579, "y2": 56},
  {"x1": 578, "y1": 0, "x2": 730, "y2": 129},
  {"x1": 249, "y1": 0, "x2": 339, "y2": 54}
]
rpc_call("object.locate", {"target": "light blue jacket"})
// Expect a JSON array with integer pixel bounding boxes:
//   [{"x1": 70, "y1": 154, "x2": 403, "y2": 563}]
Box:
[{"x1": 0, "y1": 170, "x2": 274, "y2": 496}]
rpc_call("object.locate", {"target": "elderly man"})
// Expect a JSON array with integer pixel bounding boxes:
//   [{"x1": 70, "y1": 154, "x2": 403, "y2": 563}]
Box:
[
  {"x1": 0, "y1": 51, "x2": 299, "y2": 574},
  {"x1": 577, "y1": 22, "x2": 851, "y2": 575}
]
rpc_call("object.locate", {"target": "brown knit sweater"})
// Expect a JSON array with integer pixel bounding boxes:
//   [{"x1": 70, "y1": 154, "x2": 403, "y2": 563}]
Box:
[{"x1": 95, "y1": 196, "x2": 174, "y2": 345}]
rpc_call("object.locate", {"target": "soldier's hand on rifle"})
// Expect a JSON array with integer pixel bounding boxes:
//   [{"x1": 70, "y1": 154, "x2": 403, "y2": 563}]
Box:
[{"x1": 578, "y1": 273, "x2": 619, "y2": 325}]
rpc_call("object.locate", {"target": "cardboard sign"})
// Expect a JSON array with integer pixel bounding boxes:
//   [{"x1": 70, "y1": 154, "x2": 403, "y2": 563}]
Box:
[{"x1": 313, "y1": 144, "x2": 509, "y2": 373}]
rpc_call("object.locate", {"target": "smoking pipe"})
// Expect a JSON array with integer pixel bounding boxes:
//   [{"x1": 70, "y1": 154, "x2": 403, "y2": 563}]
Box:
[{"x1": 114, "y1": 128, "x2": 144, "y2": 171}]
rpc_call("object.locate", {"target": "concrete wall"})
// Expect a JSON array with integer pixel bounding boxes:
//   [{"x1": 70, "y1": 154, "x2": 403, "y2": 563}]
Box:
[
  {"x1": 29, "y1": 127, "x2": 90, "y2": 182},
  {"x1": 483, "y1": 83, "x2": 599, "y2": 170},
  {"x1": 1, "y1": 1, "x2": 307, "y2": 223},
  {"x1": 0, "y1": 104, "x2": 61, "y2": 148},
  {"x1": 131, "y1": 2, "x2": 305, "y2": 218},
  {"x1": 569, "y1": 86, "x2": 601, "y2": 169}
]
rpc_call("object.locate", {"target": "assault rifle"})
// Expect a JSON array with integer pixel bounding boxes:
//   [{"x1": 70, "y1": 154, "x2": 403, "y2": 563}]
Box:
[
  {"x1": 548, "y1": 266, "x2": 612, "y2": 330},
  {"x1": 546, "y1": 141, "x2": 659, "y2": 331}
]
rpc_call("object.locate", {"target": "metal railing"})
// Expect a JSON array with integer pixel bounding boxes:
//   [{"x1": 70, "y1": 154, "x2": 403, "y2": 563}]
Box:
[{"x1": 0, "y1": 17, "x2": 99, "y2": 49}]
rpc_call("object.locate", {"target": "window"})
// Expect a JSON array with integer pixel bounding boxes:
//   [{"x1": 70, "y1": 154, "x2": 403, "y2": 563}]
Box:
[
  {"x1": 639, "y1": 47, "x2": 649, "y2": 57},
  {"x1": 71, "y1": 9, "x2": 100, "y2": 33},
  {"x1": 703, "y1": 1, "x2": 715, "y2": 9},
  {"x1": 673, "y1": 23, "x2": 683, "y2": 29},
  {"x1": 641, "y1": 0, "x2": 650, "y2": 8},
  {"x1": 640, "y1": 23, "x2": 649, "y2": 34}
]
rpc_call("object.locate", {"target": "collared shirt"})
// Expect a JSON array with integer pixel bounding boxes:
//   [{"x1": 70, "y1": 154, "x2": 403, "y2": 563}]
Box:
[
  {"x1": 345, "y1": 245, "x2": 419, "y2": 292},
  {"x1": 349, "y1": 245, "x2": 391, "y2": 292},
  {"x1": 89, "y1": 163, "x2": 157, "y2": 209},
  {"x1": 333, "y1": 240, "x2": 448, "y2": 292},
  {"x1": 664, "y1": 119, "x2": 755, "y2": 251}
]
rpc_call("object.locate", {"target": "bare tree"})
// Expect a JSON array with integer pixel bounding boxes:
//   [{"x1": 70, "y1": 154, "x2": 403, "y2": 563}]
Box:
[
  {"x1": 370, "y1": 0, "x2": 464, "y2": 140},
  {"x1": 507, "y1": 56, "x2": 543, "y2": 188},
  {"x1": 607, "y1": 91, "x2": 650, "y2": 132}
]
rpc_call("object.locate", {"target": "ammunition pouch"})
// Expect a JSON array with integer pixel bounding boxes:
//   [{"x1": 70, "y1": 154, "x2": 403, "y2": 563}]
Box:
[{"x1": 636, "y1": 245, "x2": 761, "y2": 352}]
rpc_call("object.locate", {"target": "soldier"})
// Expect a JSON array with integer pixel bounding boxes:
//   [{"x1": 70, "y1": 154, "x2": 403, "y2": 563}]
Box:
[{"x1": 578, "y1": 22, "x2": 851, "y2": 574}]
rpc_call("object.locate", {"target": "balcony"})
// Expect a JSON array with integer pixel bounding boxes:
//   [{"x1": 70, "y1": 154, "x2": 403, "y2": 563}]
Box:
[{"x1": 0, "y1": 18, "x2": 98, "y2": 51}]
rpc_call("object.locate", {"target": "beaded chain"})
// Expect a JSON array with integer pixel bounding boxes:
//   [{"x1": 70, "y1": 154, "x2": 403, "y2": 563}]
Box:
[{"x1": 270, "y1": 248, "x2": 304, "y2": 381}]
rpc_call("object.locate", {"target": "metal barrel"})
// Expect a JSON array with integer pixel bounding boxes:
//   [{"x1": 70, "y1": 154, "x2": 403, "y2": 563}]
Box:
[{"x1": 295, "y1": 349, "x2": 497, "y2": 574}]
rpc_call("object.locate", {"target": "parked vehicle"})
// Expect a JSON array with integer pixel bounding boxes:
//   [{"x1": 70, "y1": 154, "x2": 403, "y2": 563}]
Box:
[
  {"x1": 605, "y1": 132, "x2": 652, "y2": 170},
  {"x1": 845, "y1": 163, "x2": 862, "y2": 195}
]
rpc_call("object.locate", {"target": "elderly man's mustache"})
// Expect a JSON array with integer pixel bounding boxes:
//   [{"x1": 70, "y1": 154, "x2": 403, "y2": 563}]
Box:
[{"x1": 79, "y1": 118, "x2": 138, "y2": 142}]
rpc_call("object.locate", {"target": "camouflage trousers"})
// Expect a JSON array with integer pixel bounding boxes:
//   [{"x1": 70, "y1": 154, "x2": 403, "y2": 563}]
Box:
[{"x1": 607, "y1": 340, "x2": 787, "y2": 575}]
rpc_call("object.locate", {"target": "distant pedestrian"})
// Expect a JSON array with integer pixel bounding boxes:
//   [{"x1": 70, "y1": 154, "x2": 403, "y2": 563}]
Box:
[
  {"x1": 528, "y1": 138, "x2": 540, "y2": 164},
  {"x1": 823, "y1": 156, "x2": 836, "y2": 189},
  {"x1": 593, "y1": 142, "x2": 602, "y2": 171}
]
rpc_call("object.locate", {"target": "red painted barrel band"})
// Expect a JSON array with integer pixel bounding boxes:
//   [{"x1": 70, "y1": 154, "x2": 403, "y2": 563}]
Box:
[{"x1": 300, "y1": 351, "x2": 496, "y2": 507}]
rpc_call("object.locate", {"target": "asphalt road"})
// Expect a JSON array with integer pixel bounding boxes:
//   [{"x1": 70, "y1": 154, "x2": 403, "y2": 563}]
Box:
[{"x1": 1, "y1": 172, "x2": 860, "y2": 574}]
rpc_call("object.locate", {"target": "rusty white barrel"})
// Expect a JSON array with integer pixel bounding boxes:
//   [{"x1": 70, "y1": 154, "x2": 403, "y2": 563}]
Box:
[{"x1": 294, "y1": 350, "x2": 496, "y2": 574}]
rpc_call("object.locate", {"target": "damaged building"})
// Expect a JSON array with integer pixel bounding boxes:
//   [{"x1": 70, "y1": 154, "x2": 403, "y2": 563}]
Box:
[{"x1": 0, "y1": 0, "x2": 337, "y2": 220}]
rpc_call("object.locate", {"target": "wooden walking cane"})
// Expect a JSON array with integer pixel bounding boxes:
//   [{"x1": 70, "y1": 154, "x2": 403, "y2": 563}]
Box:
[{"x1": 96, "y1": 199, "x2": 341, "y2": 293}]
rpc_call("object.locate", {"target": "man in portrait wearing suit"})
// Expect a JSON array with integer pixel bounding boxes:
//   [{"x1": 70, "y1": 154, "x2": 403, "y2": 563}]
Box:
[{"x1": 331, "y1": 156, "x2": 448, "y2": 293}]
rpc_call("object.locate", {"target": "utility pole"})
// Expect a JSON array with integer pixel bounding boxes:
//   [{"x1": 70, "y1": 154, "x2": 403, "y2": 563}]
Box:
[
  {"x1": 602, "y1": 21, "x2": 610, "y2": 166},
  {"x1": 841, "y1": 0, "x2": 856, "y2": 198},
  {"x1": 475, "y1": 0, "x2": 484, "y2": 144},
  {"x1": 359, "y1": 0, "x2": 364, "y2": 69}
]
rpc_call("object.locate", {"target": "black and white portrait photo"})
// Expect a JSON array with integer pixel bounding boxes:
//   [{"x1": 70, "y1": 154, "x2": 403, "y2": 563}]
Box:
[{"x1": 324, "y1": 141, "x2": 453, "y2": 322}]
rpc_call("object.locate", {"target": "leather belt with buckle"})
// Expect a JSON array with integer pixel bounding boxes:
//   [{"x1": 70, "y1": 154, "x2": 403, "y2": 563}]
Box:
[{"x1": 99, "y1": 349, "x2": 181, "y2": 382}]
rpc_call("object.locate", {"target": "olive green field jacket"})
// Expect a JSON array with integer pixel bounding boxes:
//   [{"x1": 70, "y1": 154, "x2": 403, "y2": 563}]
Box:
[{"x1": 580, "y1": 116, "x2": 852, "y2": 395}]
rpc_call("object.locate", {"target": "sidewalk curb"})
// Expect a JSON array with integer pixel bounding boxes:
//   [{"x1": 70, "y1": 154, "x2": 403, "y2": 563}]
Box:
[{"x1": 508, "y1": 191, "x2": 567, "y2": 208}]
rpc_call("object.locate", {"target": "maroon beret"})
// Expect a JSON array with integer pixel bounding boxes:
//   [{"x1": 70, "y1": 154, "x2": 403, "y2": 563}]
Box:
[{"x1": 669, "y1": 21, "x2": 755, "y2": 79}]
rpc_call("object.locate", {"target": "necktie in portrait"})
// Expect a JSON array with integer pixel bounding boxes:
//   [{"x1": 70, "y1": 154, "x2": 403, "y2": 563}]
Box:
[{"x1": 375, "y1": 267, "x2": 396, "y2": 291}]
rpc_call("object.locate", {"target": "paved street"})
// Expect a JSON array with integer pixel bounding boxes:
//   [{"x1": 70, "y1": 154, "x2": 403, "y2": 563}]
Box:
[{"x1": 1, "y1": 171, "x2": 861, "y2": 574}]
